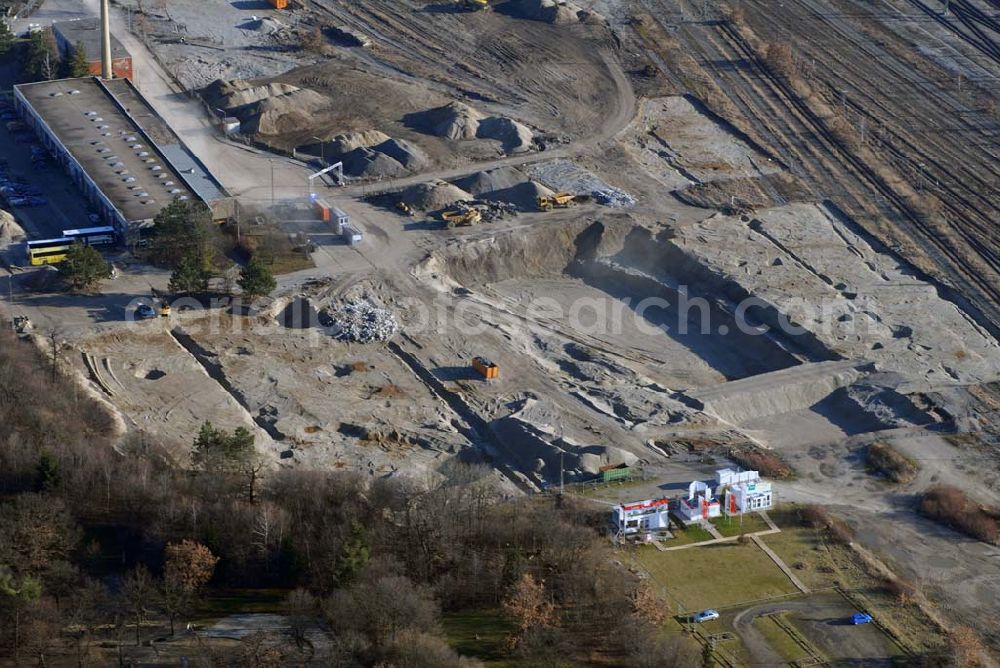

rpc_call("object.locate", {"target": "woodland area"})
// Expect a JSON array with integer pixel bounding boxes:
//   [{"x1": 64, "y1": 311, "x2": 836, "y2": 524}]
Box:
[{"x1": 0, "y1": 330, "x2": 698, "y2": 666}]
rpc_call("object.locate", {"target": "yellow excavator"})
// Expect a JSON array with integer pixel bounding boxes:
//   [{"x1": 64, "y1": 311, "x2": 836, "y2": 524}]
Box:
[
  {"x1": 462, "y1": 0, "x2": 489, "y2": 10},
  {"x1": 537, "y1": 192, "x2": 578, "y2": 211},
  {"x1": 440, "y1": 207, "x2": 482, "y2": 228}
]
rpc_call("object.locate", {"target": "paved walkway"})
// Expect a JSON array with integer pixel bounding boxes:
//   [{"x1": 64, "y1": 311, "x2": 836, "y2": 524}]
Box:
[{"x1": 751, "y1": 534, "x2": 811, "y2": 594}]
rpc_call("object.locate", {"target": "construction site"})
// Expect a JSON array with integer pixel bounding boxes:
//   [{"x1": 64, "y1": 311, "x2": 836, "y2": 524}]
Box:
[{"x1": 1, "y1": 0, "x2": 999, "y2": 663}]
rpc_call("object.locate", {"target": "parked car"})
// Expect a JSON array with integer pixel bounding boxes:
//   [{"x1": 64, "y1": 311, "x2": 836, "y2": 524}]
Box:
[
  {"x1": 850, "y1": 613, "x2": 873, "y2": 625},
  {"x1": 692, "y1": 609, "x2": 720, "y2": 623},
  {"x1": 134, "y1": 304, "x2": 157, "y2": 320}
]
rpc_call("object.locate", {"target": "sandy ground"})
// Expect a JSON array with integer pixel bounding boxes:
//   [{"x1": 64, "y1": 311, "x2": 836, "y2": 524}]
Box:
[{"x1": 4, "y1": 0, "x2": 1000, "y2": 656}]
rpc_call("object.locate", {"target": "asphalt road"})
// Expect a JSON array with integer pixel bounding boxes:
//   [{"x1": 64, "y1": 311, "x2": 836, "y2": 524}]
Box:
[{"x1": 730, "y1": 592, "x2": 905, "y2": 667}]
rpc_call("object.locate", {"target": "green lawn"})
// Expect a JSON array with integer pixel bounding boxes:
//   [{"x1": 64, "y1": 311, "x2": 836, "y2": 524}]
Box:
[
  {"x1": 442, "y1": 609, "x2": 517, "y2": 666},
  {"x1": 711, "y1": 512, "x2": 771, "y2": 537},
  {"x1": 635, "y1": 541, "x2": 799, "y2": 612},
  {"x1": 667, "y1": 520, "x2": 715, "y2": 546}
]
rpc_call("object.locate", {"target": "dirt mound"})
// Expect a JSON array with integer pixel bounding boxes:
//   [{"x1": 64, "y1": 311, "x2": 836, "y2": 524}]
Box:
[
  {"x1": 0, "y1": 209, "x2": 24, "y2": 247},
  {"x1": 482, "y1": 180, "x2": 553, "y2": 210},
  {"x1": 452, "y1": 166, "x2": 530, "y2": 196},
  {"x1": 328, "y1": 130, "x2": 392, "y2": 155},
  {"x1": 278, "y1": 297, "x2": 321, "y2": 329},
  {"x1": 400, "y1": 181, "x2": 473, "y2": 211},
  {"x1": 374, "y1": 138, "x2": 428, "y2": 170},
  {"x1": 246, "y1": 17, "x2": 286, "y2": 35},
  {"x1": 244, "y1": 88, "x2": 330, "y2": 136},
  {"x1": 505, "y1": 0, "x2": 585, "y2": 24},
  {"x1": 203, "y1": 79, "x2": 330, "y2": 136},
  {"x1": 342, "y1": 147, "x2": 410, "y2": 179},
  {"x1": 409, "y1": 102, "x2": 484, "y2": 140},
  {"x1": 204, "y1": 79, "x2": 298, "y2": 110},
  {"x1": 477, "y1": 116, "x2": 534, "y2": 153}
]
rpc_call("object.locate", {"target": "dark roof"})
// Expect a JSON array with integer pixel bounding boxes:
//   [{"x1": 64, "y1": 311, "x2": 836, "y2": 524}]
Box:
[
  {"x1": 15, "y1": 77, "x2": 196, "y2": 223},
  {"x1": 52, "y1": 18, "x2": 129, "y2": 62}
]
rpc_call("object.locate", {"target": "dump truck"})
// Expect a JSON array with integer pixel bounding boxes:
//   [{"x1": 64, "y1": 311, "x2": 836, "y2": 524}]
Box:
[
  {"x1": 472, "y1": 356, "x2": 499, "y2": 380},
  {"x1": 537, "y1": 192, "x2": 578, "y2": 211},
  {"x1": 440, "y1": 207, "x2": 481, "y2": 228}
]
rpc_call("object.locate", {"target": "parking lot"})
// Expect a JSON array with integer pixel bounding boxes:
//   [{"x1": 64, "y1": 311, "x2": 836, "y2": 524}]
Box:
[{"x1": 0, "y1": 95, "x2": 94, "y2": 247}]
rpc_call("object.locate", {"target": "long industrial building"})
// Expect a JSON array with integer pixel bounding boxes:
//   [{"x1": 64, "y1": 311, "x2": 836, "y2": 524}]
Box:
[{"x1": 13, "y1": 76, "x2": 231, "y2": 242}]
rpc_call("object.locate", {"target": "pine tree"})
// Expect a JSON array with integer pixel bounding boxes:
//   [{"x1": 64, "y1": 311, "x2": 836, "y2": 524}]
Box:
[
  {"x1": 67, "y1": 41, "x2": 91, "y2": 78},
  {"x1": 238, "y1": 255, "x2": 276, "y2": 300},
  {"x1": 23, "y1": 29, "x2": 59, "y2": 82},
  {"x1": 150, "y1": 199, "x2": 212, "y2": 268},
  {"x1": 59, "y1": 244, "x2": 109, "y2": 290},
  {"x1": 169, "y1": 250, "x2": 211, "y2": 294}
]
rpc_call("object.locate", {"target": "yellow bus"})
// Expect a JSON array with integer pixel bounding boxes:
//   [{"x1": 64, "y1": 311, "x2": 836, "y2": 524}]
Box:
[{"x1": 27, "y1": 237, "x2": 73, "y2": 266}]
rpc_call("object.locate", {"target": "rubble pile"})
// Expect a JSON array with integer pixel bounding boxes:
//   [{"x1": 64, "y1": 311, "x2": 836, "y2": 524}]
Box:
[
  {"x1": 323, "y1": 300, "x2": 399, "y2": 343},
  {"x1": 528, "y1": 159, "x2": 635, "y2": 208}
]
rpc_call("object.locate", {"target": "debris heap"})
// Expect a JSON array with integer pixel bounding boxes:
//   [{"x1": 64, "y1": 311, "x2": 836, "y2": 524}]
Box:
[{"x1": 324, "y1": 300, "x2": 399, "y2": 343}]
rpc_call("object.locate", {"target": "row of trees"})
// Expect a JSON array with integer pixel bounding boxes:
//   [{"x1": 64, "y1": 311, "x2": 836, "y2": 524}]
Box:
[
  {"x1": 58, "y1": 199, "x2": 276, "y2": 299},
  {"x1": 156, "y1": 200, "x2": 276, "y2": 299},
  {"x1": 18, "y1": 29, "x2": 91, "y2": 82}
]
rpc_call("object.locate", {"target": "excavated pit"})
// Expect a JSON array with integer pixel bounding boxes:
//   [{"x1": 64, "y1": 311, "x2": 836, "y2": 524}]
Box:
[{"x1": 422, "y1": 219, "x2": 833, "y2": 388}]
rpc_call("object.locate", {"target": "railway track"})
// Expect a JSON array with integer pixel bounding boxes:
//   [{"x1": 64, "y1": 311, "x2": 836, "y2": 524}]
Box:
[
  {"x1": 902, "y1": 0, "x2": 1000, "y2": 65},
  {"x1": 734, "y1": 0, "x2": 1000, "y2": 321},
  {"x1": 662, "y1": 0, "x2": 1000, "y2": 330},
  {"x1": 751, "y1": 0, "x2": 1000, "y2": 241},
  {"x1": 714, "y1": 20, "x2": 1000, "y2": 322}
]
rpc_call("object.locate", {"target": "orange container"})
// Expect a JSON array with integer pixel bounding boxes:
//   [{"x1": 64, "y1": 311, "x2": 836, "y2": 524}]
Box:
[
  {"x1": 270, "y1": 0, "x2": 289, "y2": 9},
  {"x1": 315, "y1": 198, "x2": 331, "y2": 222},
  {"x1": 472, "y1": 356, "x2": 499, "y2": 380}
]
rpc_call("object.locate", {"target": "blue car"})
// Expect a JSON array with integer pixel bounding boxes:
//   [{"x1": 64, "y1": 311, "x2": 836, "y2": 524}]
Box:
[
  {"x1": 850, "y1": 613, "x2": 873, "y2": 625},
  {"x1": 134, "y1": 304, "x2": 157, "y2": 320},
  {"x1": 692, "y1": 610, "x2": 720, "y2": 623}
]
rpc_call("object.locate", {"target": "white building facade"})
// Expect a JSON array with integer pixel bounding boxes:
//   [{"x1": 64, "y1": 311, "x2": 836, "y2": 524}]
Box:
[{"x1": 611, "y1": 497, "x2": 671, "y2": 536}]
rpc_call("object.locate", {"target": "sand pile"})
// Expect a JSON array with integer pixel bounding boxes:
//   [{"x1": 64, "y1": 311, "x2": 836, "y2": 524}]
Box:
[
  {"x1": 477, "y1": 116, "x2": 534, "y2": 153},
  {"x1": 409, "y1": 102, "x2": 535, "y2": 154},
  {"x1": 244, "y1": 89, "x2": 330, "y2": 136},
  {"x1": 482, "y1": 181, "x2": 554, "y2": 210},
  {"x1": 248, "y1": 17, "x2": 286, "y2": 35},
  {"x1": 204, "y1": 79, "x2": 331, "y2": 136},
  {"x1": 400, "y1": 181, "x2": 473, "y2": 211},
  {"x1": 0, "y1": 209, "x2": 24, "y2": 248},
  {"x1": 507, "y1": 0, "x2": 587, "y2": 23},
  {"x1": 204, "y1": 80, "x2": 297, "y2": 110},
  {"x1": 328, "y1": 130, "x2": 391, "y2": 155},
  {"x1": 453, "y1": 166, "x2": 530, "y2": 196},
  {"x1": 375, "y1": 138, "x2": 428, "y2": 170},
  {"x1": 412, "y1": 102, "x2": 485, "y2": 140},
  {"x1": 342, "y1": 147, "x2": 410, "y2": 179}
]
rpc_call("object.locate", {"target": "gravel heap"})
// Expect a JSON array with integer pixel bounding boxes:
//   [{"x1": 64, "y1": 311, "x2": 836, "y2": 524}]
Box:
[{"x1": 324, "y1": 300, "x2": 399, "y2": 343}]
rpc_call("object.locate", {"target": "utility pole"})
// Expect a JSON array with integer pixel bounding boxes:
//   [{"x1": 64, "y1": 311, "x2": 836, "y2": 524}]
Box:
[
  {"x1": 270, "y1": 159, "x2": 275, "y2": 206},
  {"x1": 7, "y1": 274, "x2": 13, "y2": 331},
  {"x1": 560, "y1": 451, "x2": 564, "y2": 496}
]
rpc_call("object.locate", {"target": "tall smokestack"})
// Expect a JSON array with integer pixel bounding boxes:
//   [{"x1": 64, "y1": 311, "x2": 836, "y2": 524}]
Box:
[{"x1": 100, "y1": 0, "x2": 112, "y2": 79}]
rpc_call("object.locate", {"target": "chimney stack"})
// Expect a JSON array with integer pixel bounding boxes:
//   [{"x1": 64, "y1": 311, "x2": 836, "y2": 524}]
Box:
[{"x1": 100, "y1": 0, "x2": 112, "y2": 79}]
